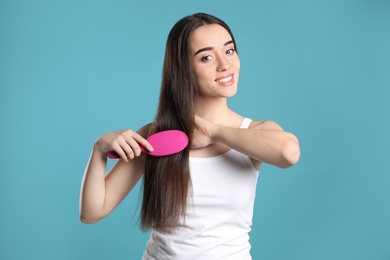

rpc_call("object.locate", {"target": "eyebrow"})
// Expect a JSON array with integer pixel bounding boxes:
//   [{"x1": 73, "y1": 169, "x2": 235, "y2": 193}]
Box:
[{"x1": 194, "y1": 40, "x2": 234, "y2": 56}]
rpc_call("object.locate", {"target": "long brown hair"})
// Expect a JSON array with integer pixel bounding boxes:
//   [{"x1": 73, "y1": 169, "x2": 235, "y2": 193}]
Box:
[{"x1": 140, "y1": 13, "x2": 237, "y2": 233}]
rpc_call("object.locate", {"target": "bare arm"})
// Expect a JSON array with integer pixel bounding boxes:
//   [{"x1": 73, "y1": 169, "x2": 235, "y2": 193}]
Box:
[
  {"x1": 79, "y1": 126, "x2": 153, "y2": 224},
  {"x1": 216, "y1": 120, "x2": 300, "y2": 168},
  {"x1": 193, "y1": 116, "x2": 300, "y2": 169}
]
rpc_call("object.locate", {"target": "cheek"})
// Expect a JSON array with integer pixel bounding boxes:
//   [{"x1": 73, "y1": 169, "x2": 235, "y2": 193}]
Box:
[
  {"x1": 193, "y1": 70, "x2": 212, "y2": 94},
  {"x1": 235, "y1": 56, "x2": 241, "y2": 69},
  {"x1": 193, "y1": 66, "x2": 211, "y2": 82}
]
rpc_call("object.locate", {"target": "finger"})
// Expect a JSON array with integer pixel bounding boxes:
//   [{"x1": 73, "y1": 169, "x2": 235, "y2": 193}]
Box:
[
  {"x1": 135, "y1": 138, "x2": 154, "y2": 153},
  {"x1": 115, "y1": 133, "x2": 140, "y2": 160},
  {"x1": 124, "y1": 138, "x2": 141, "y2": 157},
  {"x1": 118, "y1": 131, "x2": 146, "y2": 157},
  {"x1": 111, "y1": 143, "x2": 130, "y2": 162},
  {"x1": 125, "y1": 131, "x2": 154, "y2": 153}
]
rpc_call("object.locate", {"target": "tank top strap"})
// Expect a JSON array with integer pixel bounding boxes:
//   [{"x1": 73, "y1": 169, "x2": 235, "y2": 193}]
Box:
[
  {"x1": 239, "y1": 117, "x2": 252, "y2": 129},
  {"x1": 238, "y1": 117, "x2": 258, "y2": 171}
]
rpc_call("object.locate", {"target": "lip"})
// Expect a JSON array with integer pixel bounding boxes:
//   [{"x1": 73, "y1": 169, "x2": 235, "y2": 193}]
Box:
[{"x1": 215, "y1": 74, "x2": 234, "y2": 86}]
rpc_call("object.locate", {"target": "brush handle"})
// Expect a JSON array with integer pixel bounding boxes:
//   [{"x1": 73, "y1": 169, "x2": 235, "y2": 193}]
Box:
[{"x1": 107, "y1": 146, "x2": 146, "y2": 159}]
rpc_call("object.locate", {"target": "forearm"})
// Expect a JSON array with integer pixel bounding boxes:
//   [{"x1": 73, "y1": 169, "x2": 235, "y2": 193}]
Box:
[
  {"x1": 212, "y1": 125, "x2": 300, "y2": 168},
  {"x1": 79, "y1": 145, "x2": 108, "y2": 223}
]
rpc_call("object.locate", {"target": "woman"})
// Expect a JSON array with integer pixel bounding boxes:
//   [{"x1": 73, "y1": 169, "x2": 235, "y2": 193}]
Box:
[{"x1": 80, "y1": 13, "x2": 300, "y2": 259}]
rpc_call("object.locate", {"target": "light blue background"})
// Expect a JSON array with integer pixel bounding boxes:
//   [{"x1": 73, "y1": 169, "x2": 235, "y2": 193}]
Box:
[{"x1": 1, "y1": 0, "x2": 389, "y2": 259}]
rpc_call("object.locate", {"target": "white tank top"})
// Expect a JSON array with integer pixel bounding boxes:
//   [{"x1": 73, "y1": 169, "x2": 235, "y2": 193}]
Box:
[{"x1": 143, "y1": 118, "x2": 259, "y2": 260}]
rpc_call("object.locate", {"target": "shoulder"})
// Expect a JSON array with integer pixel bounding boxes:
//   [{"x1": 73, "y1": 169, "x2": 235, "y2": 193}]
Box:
[
  {"x1": 248, "y1": 120, "x2": 284, "y2": 131},
  {"x1": 232, "y1": 111, "x2": 283, "y2": 131}
]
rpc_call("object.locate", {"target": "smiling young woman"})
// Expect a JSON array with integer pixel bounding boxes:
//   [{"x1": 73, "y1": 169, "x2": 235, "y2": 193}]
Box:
[
  {"x1": 190, "y1": 24, "x2": 240, "y2": 100},
  {"x1": 79, "y1": 13, "x2": 300, "y2": 260}
]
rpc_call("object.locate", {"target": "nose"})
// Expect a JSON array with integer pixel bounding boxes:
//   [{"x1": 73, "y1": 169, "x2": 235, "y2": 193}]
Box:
[{"x1": 216, "y1": 56, "x2": 231, "y2": 72}]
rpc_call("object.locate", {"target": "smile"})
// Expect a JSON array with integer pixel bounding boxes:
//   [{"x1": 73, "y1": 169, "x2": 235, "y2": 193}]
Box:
[
  {"x1": 216, "y1": 76, "x2": 232, "y2": 83},
  {"x1": 215, "y1": 74, "x2": 234, "y2": 86}
]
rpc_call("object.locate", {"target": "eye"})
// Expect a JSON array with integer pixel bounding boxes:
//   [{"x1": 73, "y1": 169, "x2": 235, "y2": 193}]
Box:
[
  {"x1": 201, "y1": 55, "x2": 213, "y2": 62},
  {"x1": 226, "y1": 49, "x2": 235, "y2": 55}
]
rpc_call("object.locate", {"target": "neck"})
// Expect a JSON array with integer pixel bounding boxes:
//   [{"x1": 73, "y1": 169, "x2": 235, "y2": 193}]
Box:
[{"x1": 194, "y1": 96, "x2": 231, "y2": 124}]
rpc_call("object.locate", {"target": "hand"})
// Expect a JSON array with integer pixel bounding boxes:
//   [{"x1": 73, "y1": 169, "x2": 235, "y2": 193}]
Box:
[
  {"x1": 191, "y1": 115, "x2": 216, "y2": 149},
  {"x1": 95, "y1": 129, "x2": 153, "y2": 161}
]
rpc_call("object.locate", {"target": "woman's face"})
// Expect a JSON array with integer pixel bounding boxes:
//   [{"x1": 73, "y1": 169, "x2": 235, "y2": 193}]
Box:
[{"x1": 190, "y1": 24, "x2": 240, "y2": 99}]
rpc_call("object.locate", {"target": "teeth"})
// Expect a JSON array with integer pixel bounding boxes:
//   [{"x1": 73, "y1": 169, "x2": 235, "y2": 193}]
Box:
[{"x1": 217, "y1": 76, "x2": 232, "y2": 82}]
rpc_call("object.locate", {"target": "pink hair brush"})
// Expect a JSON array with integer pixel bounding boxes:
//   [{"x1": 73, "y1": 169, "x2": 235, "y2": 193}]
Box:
[{"x1": 107, "y1": 130, "x2": 189, "y2": 159}]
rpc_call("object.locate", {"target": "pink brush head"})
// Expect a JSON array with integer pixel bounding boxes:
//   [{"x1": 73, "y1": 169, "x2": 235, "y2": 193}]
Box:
[
  {"x1": 145, "y1": 130, "x2": 188, "y2": 156},
  {"x1": 107, "y1": 130, "x2": 189, "y2": 159}
]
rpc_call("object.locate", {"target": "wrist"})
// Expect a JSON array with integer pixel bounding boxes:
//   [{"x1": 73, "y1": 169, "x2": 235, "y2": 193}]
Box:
[
  {"x1": 210, "y1": 124, "x2": 224, "y2": 143},
  {"x1": 93, "y1": 142, "x2": 108, "y2": 158}
]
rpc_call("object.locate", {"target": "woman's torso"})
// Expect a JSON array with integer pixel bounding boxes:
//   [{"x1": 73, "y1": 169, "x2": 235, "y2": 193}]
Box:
[{"x1": 143, "y1": 118, "x2": 259, "y2": 260}]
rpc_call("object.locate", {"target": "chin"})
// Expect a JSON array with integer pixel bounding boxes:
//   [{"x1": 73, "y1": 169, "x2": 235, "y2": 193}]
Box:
[{"x1": 226, "y1": 86, "x2": 238, "y2": 97}]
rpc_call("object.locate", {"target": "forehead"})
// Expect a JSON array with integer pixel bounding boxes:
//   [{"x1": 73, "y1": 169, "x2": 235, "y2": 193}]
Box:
[{"x1": 190, "y1": 24, "x2": 232, "y2": 50}]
